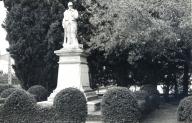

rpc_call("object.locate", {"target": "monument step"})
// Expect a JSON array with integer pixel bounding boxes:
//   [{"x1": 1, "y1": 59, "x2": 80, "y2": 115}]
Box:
[
  {"x1": 48, "y1": 90, "x2": 99, "y2": 102},
  {"x1": 87, "y1": 99, "x2": 101, "y2": 112},
  {"x1": 38, "y1": 101, "x2": 103, "y2": 122},
  {"x1": 37, "y1": 99, "x2": 101, "y2": 113},
  {"x1": 87, "y1": 110, "x2": 102, "y2": 122},
  {"x1": 87, "y1": 95, "x2": 99, "y2": 101},
  {"x1": 85, "y1": 91, "x2": 97, "y2": 97},
  {"x1": 84, "y1": 88, "x2": 97, "y2": 93},
  {"x1": 37, "y1": 101, "x2": 53, "y2": 107}
]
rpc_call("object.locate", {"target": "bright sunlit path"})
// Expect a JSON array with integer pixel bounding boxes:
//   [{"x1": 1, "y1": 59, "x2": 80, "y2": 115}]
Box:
[{"x1": 0, "y1": 1, "x2": 8, "y2": 55}]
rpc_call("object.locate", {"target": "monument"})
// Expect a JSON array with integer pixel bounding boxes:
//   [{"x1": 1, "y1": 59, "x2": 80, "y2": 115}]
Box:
[
  {"x1": 48, "y1": 2, "x2": 89, "y2": 95},
  {"x1": 62, "y1": 1, "x2": 79, "y2": 49},
  {"x1": 44, "y1": 2, "x2": 100, "y2": 112}
]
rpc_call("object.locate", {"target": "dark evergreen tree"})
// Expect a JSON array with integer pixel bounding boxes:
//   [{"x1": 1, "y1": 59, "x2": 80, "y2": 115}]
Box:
[{"x1": 2, "y1": 0, "x2": 64, "y2": 91}]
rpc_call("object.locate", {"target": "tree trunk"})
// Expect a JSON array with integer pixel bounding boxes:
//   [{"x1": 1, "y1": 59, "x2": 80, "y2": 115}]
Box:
[
  {"x1": 182, "y1": 49, "x2": 191, "y2": 97},
  {"x1": 164, "y1": 84, "x2": 170, "y2": 102},
  {"x1": 174, "y1": 75, "x2": 178, "y2": 100}
]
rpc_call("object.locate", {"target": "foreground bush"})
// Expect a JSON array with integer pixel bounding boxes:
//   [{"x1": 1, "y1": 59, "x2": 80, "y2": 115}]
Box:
[
  {"x1": 0, "y1": 88, "x2": 21, "y2": 98},
  {"x1": 3, "y1": 89, "x2": 36, "y2": 113},
  {"x1": 187, "y1": 111, "x2": 192, "y2": 123},
  {"x1": 0, "y1": 89, "x2": 36, "y2": 122},
  {"x1": 0, "y1": 84, "x2": 14, "y2": 94},
  {"x1": 28, "y1": 105, "x2": 57, "y2": 123},
  {"x1": 53, "y1": 88, "x2": 87, "y2": 122},
  {"x1": 177, "y1": 96, "x2": 192, "y2": 121},
  {"x1": 1, "y1": 102, "x2": 86, "y2": 123},
  {"x1": 101, "y1": 87, "x2": 141, "y2": 123},
  {"x1": 27, "y1": 85, "x2": 48, "y2": 102},
  {"x1": 0, "y1": 88, "x2": 87, "y2": 122}
]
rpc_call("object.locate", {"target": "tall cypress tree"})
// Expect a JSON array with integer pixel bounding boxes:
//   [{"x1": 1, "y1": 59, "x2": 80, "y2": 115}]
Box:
[{"x1": 2, "y1": 0, "x2": 64, "y2": 91}]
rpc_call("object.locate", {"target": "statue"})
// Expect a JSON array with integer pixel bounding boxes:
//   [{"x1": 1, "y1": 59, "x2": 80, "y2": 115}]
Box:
[{"x1": 62, "y1": 2, "x2": 79, "y2": 48}]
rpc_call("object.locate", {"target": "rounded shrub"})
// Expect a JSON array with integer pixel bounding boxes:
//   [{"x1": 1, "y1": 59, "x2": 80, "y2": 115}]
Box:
[
  {"x1": 177, "y1": 96, "x2": 192, "y2": 121},
  {"x1": 26, "y1": 105, "x2": 57, "y2": 123},
  {"x1": 101, "y1": 87, "x2": 141, "y2": 123},
  {"x1": 53, "y1": 88, "x2": 87, "y2": 122},
  {"x1": 187, "y1": 111, "x2": 192, "y2": 122},
  {"x1": 0, "y1": 84, "x2": 14, "y2": 94},
  {"x1": 27, "y1": 85, "x2": 48, "y2": 102},
  {"x1": 3, "y1": 89, "x2": 36, "y2": 113},
  {"x1": 0, "y1": 88, "x2": 21, "y2": 98}
]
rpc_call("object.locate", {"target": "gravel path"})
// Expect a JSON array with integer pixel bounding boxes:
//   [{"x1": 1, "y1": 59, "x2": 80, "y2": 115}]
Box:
[
  {"x1": 141, "y1": 103, "x2": 181, "y2": 123},
  {"x1": 86, "y1": 103, "x2": 183, "y2": 123}
]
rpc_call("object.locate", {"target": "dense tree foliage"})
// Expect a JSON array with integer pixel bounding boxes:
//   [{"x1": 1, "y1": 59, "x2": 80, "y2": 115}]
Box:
[{"x1": 86, "y1": 0, "x2": 191, "y2": 96}]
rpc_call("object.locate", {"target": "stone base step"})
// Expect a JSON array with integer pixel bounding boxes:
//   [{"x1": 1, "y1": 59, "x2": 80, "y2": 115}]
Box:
[
  {"x1": 37, "y1": 98, "x2": 101, "y2": 113},
  {"x1": 85, "y1": 91, "x2": 98, "y2": 97},
  {"x1": 39, "y1": 89, "x2": 101, "y2": 113},
  {"x1": 48, "y1": 89, "x2": 98, "y2": 102},
  {"x1": 87, "y1": 95, "x2": 99, "y2": 101},
  {"x1": 87, "y1": 99, "x2": 101, "y2": 113},
  {"x1": 87, "y1": 110, "x2": 103, "y2": 122},
  {"x1": 37, "y1": 101, "x2": 53, "y2": 107}
]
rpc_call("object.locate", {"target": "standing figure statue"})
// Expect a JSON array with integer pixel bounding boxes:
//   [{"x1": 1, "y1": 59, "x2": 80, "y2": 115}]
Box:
[{"x1": 62, "y1": 2, "x2": 79, "y2": 48}]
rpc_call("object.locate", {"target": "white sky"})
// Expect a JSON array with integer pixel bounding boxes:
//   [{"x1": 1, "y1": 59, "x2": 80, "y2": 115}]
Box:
[{"x1": 0, "y1": 1, "x2": 8, "y2": 55}]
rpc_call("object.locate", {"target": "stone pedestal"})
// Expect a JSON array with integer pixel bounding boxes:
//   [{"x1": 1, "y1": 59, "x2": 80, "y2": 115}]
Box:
[
  {"x1": 39, "y1": 47, "x2": 101, "y2": 112},
  {"x1": 48, "y1": 48, "x2": 92, "y2": 101}
]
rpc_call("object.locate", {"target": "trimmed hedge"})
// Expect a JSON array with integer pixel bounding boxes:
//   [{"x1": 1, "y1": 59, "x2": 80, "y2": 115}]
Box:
[
  {"x1": 101, "y1": 87, "x2": 141, "y2": 123},
  {"x1": 0, "y1": 89, "x2": 37, "y2": 122},
  {"x1": 1, "y1": 102, "x2": 61, "y2": 122},
  {"x1": 3, "y1": 89, "x2": 36, "y2": 113},
  {"x1": 0, "y1": 84, "x2": 14, "y2": 94},
  {"x1": 0, "y1": 105, "x2": 4, "y2": 123},
  {"x1": 53, "y1": 88, "x2": 87, "y2": 122},
  {"x1": 24, "y1": 105, "x2": 57, "y2": 123},
  {"x1": 177, "y1": 96, "x2": 192, "y2": 121},
  {"x1": 0, "y1": 88, "x2": 21, "y2": 98},
  {"x1": 0, "y1": 88, "x2": 87, "y2": 122},
  {"x1": 188, "y1": 111, "x2": 192, "y2": 122},
  {"x1": 27, "y1": 85, "x2": 49, "y2": 102}
]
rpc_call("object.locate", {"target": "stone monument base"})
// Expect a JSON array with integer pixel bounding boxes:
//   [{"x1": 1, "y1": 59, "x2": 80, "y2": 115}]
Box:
[{"x1": 39, "y1": 47, "x2": 101, "y2": 112}]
